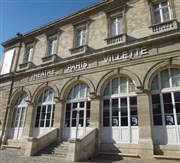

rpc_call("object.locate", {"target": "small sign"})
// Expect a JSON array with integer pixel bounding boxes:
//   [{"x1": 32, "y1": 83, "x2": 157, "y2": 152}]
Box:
[
  {"x1": 67, "y1": 61, "x2": 88, "y2": 71},
  {"x1": 104, "y1": 47, "x2": 148, "y2": 63},
  {"x1": 31, "y1": 68, "x2": 56, "y2": 79}
]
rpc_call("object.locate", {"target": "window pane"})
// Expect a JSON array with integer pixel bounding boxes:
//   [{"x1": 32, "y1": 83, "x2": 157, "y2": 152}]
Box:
[
  {"x1": 162, "y1": 7, "x2": 170, "y2": 22},
  {"x1": 151, "y1": 75, "x2": 159, "y2": 90},
  {"x1": 72, "y1": 119, "x2": 77, "y2": 127},
  {"x1": 112, "y1": 78, "x2": 118, "y2": 94},
  {"x1": 163, "y1": 93, "x2": 172, "y2": 103},
  {"x1": 80, "y1": 84, "x2": 86, "y2": 98},
  {"x1": 160, "y1": 70, "x2": 170, "y2": 88},
  {"x1": 120, "y1": 77, "x2": 127, "y2": 93},
  {"x1": 121, "y1": 117, "x2": 128, "y2": 126}
]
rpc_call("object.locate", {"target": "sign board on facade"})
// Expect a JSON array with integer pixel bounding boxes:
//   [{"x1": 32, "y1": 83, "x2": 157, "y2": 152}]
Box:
[
  {"x1": 0, "y1": 49, "x2": 15, "y2": 75},
  {"x1": 104, "y1": 47, "x2": 148, "y2": 63},
  {"x1": 67, "y1": 61, "x2": 88, "y2": 71},
  {"x1": 31, "y1": 68, "x2": 56, "y2": 79}
]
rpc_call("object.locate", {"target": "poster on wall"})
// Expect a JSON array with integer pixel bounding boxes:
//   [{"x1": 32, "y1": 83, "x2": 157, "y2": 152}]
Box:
[{"x1": 0, "y1": 49, "x2": 15, "y2": 75}]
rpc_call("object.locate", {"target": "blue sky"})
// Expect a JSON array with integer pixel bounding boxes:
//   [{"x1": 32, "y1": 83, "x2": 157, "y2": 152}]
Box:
[{"x1": 0, "y1": 0, "x2": 100, "y2": 59}]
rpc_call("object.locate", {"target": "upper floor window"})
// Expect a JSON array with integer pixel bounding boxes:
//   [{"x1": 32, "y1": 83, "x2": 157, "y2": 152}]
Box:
[
  {"x1": 105, "y1": 7, "x2": 126, "y2": 45},
  {"x1": 152, "y1": 1, "x2": 171, "y2": 24},
  {"x1": 110, "y1": 16, "x2": 124, "y2": 37},
  {"x1": 76, "y1": 28, "x2": 86, "y2": 47},
  {"x1": 48, "y1": 37, "x2": 57, "y2": 55},
  {"x1": 24, "y1": 46, "x2": 33, "y2": 63},
  {"x1": 70, "y1": 20, "x2": 89, "y2": 55}
]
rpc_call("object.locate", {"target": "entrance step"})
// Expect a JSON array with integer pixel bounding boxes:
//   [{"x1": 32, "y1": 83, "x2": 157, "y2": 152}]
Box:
[
  {"x1": 153, "y1": 155, "x2": 180, "y2": 160},
  {"x1": 98, "y1": 151, "x2": 139, "y2": 157},
  {"x1": 36, "y1": 141, "x2": 69, "y2": 159}
]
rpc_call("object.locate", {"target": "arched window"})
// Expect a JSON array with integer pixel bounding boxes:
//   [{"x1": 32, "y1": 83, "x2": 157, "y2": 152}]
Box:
[
  {"x1": 64, "y1": 83, "x2": 90, "y2": 139},
  {"x1": 151, "y1": 68, "x2": 180, "y2": 144},
  {"x1": 102, "y1": 76, "x2": 138, "y2": 143},
  {"x1": 10, "y1": 92, "x2": 28, "y2": 139},
  {"x1": 35, "y1": 88, "x2": 55, "y2": 128}
]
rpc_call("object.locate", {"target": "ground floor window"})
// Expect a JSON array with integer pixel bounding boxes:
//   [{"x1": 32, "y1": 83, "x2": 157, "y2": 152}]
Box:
[
  {"x1": 9, "y1": 92, "x2": 28, "y2": 139},
  {"x1": 151, "y1": 68, "x2": 180, "y2": 144},
  {"x1": 63, "y1": 83, "x2": 90, "y2": 139},
  {"x1": 102, "y1": 76, "x2": 138, "y2": 143},
  {"x1": 33, "y1": 88, "x2": 55, "y2": 137}
]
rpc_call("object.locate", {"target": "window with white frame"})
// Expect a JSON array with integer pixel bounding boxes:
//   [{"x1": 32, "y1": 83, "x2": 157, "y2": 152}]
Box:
[
  {"x1": 24, "y1": 46, "x2": 34, "y2": 63},
  {"x1": 48, "y1": 38, "x2": 57, "y2": 55},
  {"x1": 35, "y1": 88, "x2": 55, "y2": 128},
  {"x1": 11, "y1": 92, "x2": 28, "y2": 128},
  {"x1": 76, "y1": 28, "x2": 86, "y2": 47},
  {"x1": 65, "y1": 83, "x2": 90, "y2": 128},
  {"x1": 103, "y1": 76, "x2": 138, "y2": 127},
  {"x1": 152, "y1": 1, "x2": 171, "y2": 24},
  {"x1": 110, "y1": 16, "x2": 124, "y2": 37},
  {"x1": 151, "y1": 68, "x2": 180, "y2": 126}
]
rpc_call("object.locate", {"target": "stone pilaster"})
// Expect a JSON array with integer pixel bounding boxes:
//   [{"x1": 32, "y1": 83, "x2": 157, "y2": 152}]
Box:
[
  {"x1": 53, "y1": 98, "x2": 64, "y2": 142},
  {"x1": 23, "y1": 102, "x2": 35, "y2": 138},
  {"x1": 136, "y1": 89, "x2": 153, "y2": 158},
  {"x1": 89, "y1": 94, "x2": 101, "y2": 152}
]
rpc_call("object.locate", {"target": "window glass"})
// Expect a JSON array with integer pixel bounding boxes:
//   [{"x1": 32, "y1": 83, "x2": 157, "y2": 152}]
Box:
[
  {"x1": 120, "y1": 77, "x2": 127, "y2": 93},
  {"x1": 103, "y1": 100, "x2": 110, "y2": 127},
  {"x1": 160, "y1": 70, "x2": 170, "y2": 88},
  {"x1": 35, "y1": 88, "x2": 55, "y2": 128},
  {"x1": 151, "y1": 75, "x2": 159, "y2": 90},
  {"x1": 77, "y1": 28, "x2": 86, "y2": 46},
  {"x1": 112, "y1": 78, "x2": 119, "y2": 94},
  {"x1": 110, "y1": 17, "x2": 123, "y2": 37},
  {"x1": 49, "y1": 39, "x2": 57, "y2": 55},
  {"x1": 153, "y1": 1, "x2": 171, "y2": 24},
  {"x1": 171, "y1": 68, "x2": 180, "y2": 87}
]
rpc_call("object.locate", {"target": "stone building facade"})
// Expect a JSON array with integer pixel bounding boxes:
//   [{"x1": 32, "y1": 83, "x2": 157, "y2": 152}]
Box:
[{"x1": 0, "y1": 0, "x2": 180, "y2": 162}]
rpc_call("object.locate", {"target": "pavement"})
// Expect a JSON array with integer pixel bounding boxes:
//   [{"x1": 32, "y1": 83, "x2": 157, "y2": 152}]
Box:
[{"x1": 0, "y1": 149, "x2": 178, "y2": 163}]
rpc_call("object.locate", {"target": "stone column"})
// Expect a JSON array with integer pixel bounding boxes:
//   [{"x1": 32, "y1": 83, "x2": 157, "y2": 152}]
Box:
[
  {"x1": 53, "y1": 98, "x2": 64, "y2": 142},
  {"x1": 23, "y1": 102, "x2": 35, "y2": 138},
  {"x1": 1, "y1": 105, "x2": 13, "y2": 144},
  {"x1": 89, "y1": 95, "x2": 101, "y2": 152},
  {"x1": 136, "y1": 89, "x2": 153, "y2": 158}
]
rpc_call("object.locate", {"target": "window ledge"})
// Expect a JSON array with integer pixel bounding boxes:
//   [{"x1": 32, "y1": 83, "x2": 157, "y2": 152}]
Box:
[
  {"x1": 69, "y1": 45, "x2": 88, "y2": 55},
  {"x1": 41, "y1": 54, "x2": 57, "y2": 64},
  {"x1": 105, "y1": 34, "x2": 127, "y2": 45},
  {"x1": 149, "y1": 19, "x2": 178, "y2": 34},
  {"x1": 19, "y1": 61, "x2": 33, "y2": 70}
]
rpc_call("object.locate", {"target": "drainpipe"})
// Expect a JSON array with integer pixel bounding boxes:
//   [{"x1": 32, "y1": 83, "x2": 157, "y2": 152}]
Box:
[{"x1": 0, "y1": 33, "x2": 23, "y2": 145}]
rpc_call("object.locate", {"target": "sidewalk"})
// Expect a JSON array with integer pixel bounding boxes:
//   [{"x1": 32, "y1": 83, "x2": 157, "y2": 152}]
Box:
[{"x1": 0, "y1": 149, "x2": 177, "y2": 163}]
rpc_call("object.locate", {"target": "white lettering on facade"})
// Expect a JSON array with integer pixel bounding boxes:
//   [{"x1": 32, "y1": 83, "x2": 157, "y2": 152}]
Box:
[
  {"x1": 31, "y1": 68, "x2": 56, "y2": 79},
  {"x1": 104, "y1": 47, "x2": 148, "y2": 63},
  {"x1": 67, "y1": 61, "x2": 88, "y2": 71}
]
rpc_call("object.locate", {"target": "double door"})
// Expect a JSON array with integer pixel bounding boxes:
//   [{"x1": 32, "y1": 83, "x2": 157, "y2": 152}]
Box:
[
  {"x1": 9, "y1": 107, "x2": 27, "y2": 139},
  {"x1": 63, "y1": 101, "x2": 90, "y2": 139}
]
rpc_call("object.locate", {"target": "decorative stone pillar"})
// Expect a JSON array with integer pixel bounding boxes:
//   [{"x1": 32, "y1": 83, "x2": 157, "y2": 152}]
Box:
[
  {"x1": 136, "y1": 89, "x2": 153, "y2": 158},
  {"x1": 53, "y1": 98, "x2": 64, "y2": 142},
  {"x1": 23, "y1": 102, "x2": 35, "y2": 138},
  {"x1": 1, "y1": 105, "x2": 13, "y2": 144},
  {"x1": 89, "y1": 94, "x2": 101, "y2": 152}
]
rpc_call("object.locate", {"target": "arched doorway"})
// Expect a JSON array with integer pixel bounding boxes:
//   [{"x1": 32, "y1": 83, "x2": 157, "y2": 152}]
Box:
[
  {"x1": 9, "y1": 92, "x2": 28, "y2": 139},
  {"x1": 33, "y1": 88, "x2": 55, "y2": 137},
  {"x1": 101, "y1": 76, "x2": 138, "y2": 143},
  {"x1": 63, "y1": 83, "x2": 90, "y2": 139},
  {"x1": 151, "y1": 68, "x2": 180, "y2": 144}
]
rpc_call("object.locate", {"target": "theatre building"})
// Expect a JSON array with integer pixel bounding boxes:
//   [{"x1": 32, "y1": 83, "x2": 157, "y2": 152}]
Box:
[{"x1": 0, "y1": 0, "x2": 180, "y2": 162}]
